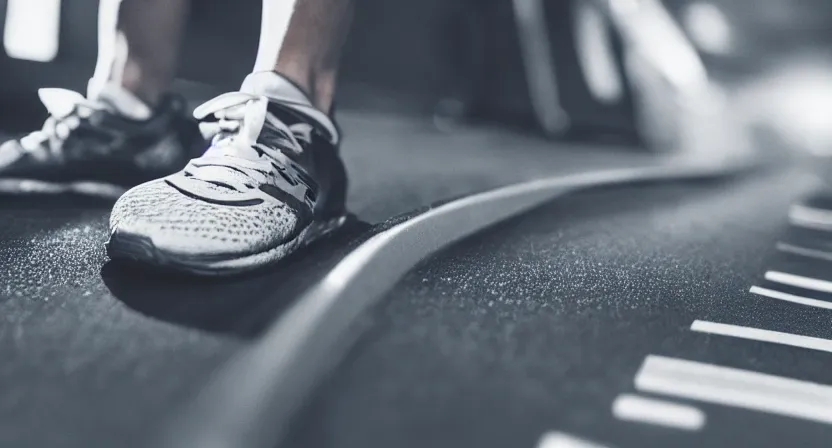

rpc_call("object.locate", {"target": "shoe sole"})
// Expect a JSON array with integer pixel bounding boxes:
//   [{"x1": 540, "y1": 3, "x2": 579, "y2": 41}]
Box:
[
  {"x1": 0, "y1": 178, "x2": 127, "y2": 198},
  {"x1": 106, "y1": 215, "x2": 349, "y2": 276}
]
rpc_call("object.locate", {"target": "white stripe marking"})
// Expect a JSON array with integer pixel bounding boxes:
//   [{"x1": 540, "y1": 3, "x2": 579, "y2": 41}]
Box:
[
  {"x1": 750, "y1": 286, "x2": 832, "y2": 310},
  {"x1": 691, "y1": 320, "x2": 832, "y2": 353},
  {"x1": 766, "y1": 271, "x2": 832, "y2": 294},
  {"x1": 612, "y1": 394, "x2": 705, "y2": 431},
  {"x1": 636, "y1": 355, "x2": 832, "y2": 425},
  {"x1": 537, "y1": 432, "x2": 611, "y2": 448},
  {"x1": 789, "y1": 204, "x2": 832, "y2": 231},
  {"x1": 777, "y1": 242, "x2": 832, "y2": 262}
]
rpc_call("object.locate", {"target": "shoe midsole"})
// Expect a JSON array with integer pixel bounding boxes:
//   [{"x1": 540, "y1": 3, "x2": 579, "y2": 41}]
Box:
[
  {"x1": 0, "y1": 178, "x2": 127, "y2": 198},
  {"x1": 108, "y1": 215, "x2": 348, "y2": 276}
]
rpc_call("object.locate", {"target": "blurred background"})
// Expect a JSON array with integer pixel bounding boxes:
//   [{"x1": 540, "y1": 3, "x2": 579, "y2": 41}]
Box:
[{"x1": 1, "y1": 0, "x2": 832, "y2": 158}]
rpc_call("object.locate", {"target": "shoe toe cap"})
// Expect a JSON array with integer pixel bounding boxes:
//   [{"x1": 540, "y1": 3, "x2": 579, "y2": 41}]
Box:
[{"x1": 109, "y1": 179, "x2": 300, "y2": 257}]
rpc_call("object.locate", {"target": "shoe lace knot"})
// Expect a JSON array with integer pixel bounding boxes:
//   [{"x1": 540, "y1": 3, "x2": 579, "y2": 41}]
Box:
[
  {"x1": 174, "y1": 92, "x2": 313, "y2": 205},
  {"x1": 20, "y1": 88, "x2": 103, "y2": 159},
  {"x1": 194, "y1": 92, "x2": 304, "y2": 165}
]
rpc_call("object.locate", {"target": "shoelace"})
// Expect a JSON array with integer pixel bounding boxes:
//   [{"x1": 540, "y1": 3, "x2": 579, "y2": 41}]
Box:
[
  {"x1": 177, "y1": 92, "x2": 310, "y2": 200},
  {"x1": 19, "y1": 88, "x2": 104, "y2": 160}
]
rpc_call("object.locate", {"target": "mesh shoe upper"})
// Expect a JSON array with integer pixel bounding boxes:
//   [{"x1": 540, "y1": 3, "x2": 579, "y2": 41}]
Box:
[{"x1": 110, "y1": 178, "x2": 300, "y2": 258}]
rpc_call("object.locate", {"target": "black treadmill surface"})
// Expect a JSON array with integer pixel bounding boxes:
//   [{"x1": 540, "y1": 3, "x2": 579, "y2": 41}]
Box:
[{"x1": 0, "y1": 111, "x2": 824, "y2": 447}]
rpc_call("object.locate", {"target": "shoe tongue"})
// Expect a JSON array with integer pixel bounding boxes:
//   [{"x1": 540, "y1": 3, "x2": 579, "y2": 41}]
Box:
[
  {"x1": 240, "y1": 71, "x2": 340, "y2": 145},
  {"x1": 89, "y1": 83, "x2": 153, "y2": 120}
]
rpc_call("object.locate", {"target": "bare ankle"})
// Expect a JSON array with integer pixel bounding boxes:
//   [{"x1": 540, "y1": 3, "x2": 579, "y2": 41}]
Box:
[
  {"x1": 273, "y1": 70, "x2": 337, "y2": 114},
  {"x1": 116, "y1": 58, "x2": 165, "y2": 107},
  {"x1": 311, "y1": 70, "x2": 338, "y2": 114}
]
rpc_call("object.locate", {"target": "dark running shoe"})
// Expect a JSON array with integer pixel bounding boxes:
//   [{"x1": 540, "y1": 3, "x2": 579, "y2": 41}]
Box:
[
  {"x1": 107, "y1": 71, "x2": 349, "y2": 275},
  {"x1": 0, "y1": 85, "x2": 205, "y2": 197}
]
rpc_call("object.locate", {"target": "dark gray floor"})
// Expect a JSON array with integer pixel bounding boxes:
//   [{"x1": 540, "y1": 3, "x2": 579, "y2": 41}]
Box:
[
  {"x1": 0, "y1": 114, "x2": 658, "y2": 448},
  {"x1": 287, "y1": 166, "x2": 828, "y2": 448},
  {"x1": 339, "y1": 113, "x2": 654, "y2": 221}
]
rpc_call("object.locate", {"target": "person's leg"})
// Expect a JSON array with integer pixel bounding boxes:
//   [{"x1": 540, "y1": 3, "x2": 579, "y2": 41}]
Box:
[
  {"x1": 108, "y1": 0, "x2": 356, "y2": 274},
  {"x1": 89, "y1": 0, "x2": 191, "y2": 108},
  {"x1": 0, "y1": 0, "x2": 203, "y2": 197},
  {"x1": 252, "y1": 0, "x2": 355, "y2": 113}
]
